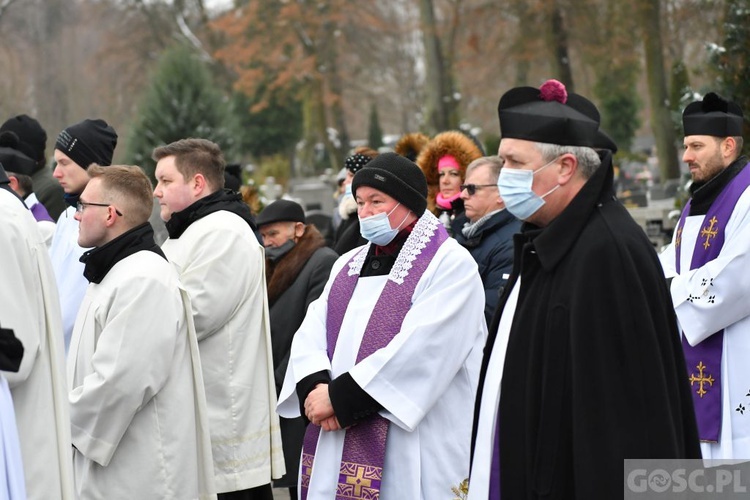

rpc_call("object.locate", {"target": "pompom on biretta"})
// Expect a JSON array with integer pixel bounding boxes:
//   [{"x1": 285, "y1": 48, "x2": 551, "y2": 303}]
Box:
[{"x1": 539, "y1": 79, "x2": 568, "y2": 104}]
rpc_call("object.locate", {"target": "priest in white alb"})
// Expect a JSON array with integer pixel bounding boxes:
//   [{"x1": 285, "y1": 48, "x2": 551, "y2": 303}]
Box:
[
  {"x1": 277, "y1": 152, "x2": 487, "y2": 499},
  {"x1": 660, "y1": 92, "x2": 750, "y2": 459},
  {"x1": 0, "y1": 164, "x2": 74, "y2": 500},
  {"x1": 67, "y1": 165, "x2": 215, "y2": 500}
]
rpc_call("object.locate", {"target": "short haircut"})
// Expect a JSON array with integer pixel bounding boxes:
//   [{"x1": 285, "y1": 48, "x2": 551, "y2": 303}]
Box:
[
  {"x1": 152, "y1": 138, "x2": 225, "y2": 192},
  {"x1": 717, "y1": 136, "x2": 744, "y2": 162},
  {"x1": 6, "y1": 172, "x2": 33, "y2": 196},
  {"x1": 87, "y1": 164, "x2": 153, "y2": 226},
  {"x1": 534, "y1": 142, "x2": 602, "y2": 179},
  {"x1": 466, "y1": 156, "x2": 504, "y2": 183}
]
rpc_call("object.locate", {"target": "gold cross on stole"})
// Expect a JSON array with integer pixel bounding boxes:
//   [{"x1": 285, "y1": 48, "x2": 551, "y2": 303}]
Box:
[
  {"x1": 689, "y1": 361, "x2": 715, "y2": 398},
  {"x1": 675, "y1": 227, "x2": 682, "y2": 248},
  {"x1": 700, "y1": 216, "x2": 719, "y2": 250},
  {"x1": 346, "y1": 466, "x2": 372, "y2": 497}
]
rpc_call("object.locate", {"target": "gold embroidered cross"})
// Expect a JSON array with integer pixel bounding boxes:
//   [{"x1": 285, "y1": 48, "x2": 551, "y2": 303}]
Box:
[
  {"x1": 675, "y1": 227, "x2": 683, "y2": 248},
  {"x1": 345, "y1": 466, "x2": 372, "y2": 497},
  {"x1": 689, "y1": 361, "x2": 715, "y2": 398},
  {"x1": 700, "y1": 216, "x2": 719, "y2": 250}
]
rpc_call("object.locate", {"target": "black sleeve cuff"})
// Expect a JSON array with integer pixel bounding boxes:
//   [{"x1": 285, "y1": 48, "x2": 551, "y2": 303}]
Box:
[
  {"x1": 296, "y1": 370, "x2": 331, "y2": 421},
  {"x1": 328, "y1": 372, "x2": 384, "y2": 428}
]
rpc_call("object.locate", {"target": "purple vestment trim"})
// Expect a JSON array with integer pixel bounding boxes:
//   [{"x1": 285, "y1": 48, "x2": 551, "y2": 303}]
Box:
[
  {"x1": 300, "y1": 213, "x2": 448, "y2": 499},
  {"x1": 675, "y1": 162, "x2": 750, "y2": 442},
  {"x1": 29, "y1": 202, "x2": 54, "y2": 223}
]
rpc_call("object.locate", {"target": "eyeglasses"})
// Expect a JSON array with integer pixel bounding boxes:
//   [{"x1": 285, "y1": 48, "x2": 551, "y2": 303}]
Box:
[
  {"x1": 460, "y1": 184, "x2": 498, "y2": 196},
  {"x1": 76, "y1": 201, "x2": 123, "y2": 216}
]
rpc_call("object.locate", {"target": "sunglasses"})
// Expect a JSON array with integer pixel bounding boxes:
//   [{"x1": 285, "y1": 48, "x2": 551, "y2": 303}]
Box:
[{"x1": 460, "y1": 184, "x2": 498, "y2": 196}]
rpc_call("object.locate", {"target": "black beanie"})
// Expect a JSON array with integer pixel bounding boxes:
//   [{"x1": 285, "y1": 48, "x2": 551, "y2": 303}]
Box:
[
  {"x1": 0, "y1": 131, "x2": 37, "y2": 176},
  {"x1": 0, "y1": 114, "x2": 47, "y2": 165},
  {"x1": 351, "y1": 152, "x2": 428, "y2": 215},
  {"x1": 55, "y1": 119, "x2": 118, "y2": 170},
  {"x1": 256, "y1": 199, "x2": 306, "y2": 227}
]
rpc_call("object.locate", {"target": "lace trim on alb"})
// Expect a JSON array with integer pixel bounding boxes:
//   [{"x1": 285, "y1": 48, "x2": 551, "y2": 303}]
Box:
[
  {"x1": 390, "y1": 211, "x2": 439, "y2": 285},
  {"x1": 345, "y1": 211, "x2": 440, "y2": 283}
]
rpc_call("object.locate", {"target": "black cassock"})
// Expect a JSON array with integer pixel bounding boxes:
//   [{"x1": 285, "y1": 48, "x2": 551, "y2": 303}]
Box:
[{"x1": 472, "y1": 152, "x2": 701, "y2": 500}]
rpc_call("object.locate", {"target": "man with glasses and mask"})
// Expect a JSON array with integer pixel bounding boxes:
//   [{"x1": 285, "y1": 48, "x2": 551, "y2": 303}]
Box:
[
  {"x1": 454, "y1": 156, "x2": 521, "y2": 325},
  {"x1": 68, "y1": 165, "x2": 215, "y2": 500},
  {"x1": 277, "y1": 152, "x2": 486, "y2": 499},
  {"x1": 255, "y1": 199, "x2": 337, "y2": 498},
  {"x1": 49, "y1": 118, "x2": 118, "y2": 353},
  {"x1": 468, "y1": 80, "x2": 701, "y2": 499}
]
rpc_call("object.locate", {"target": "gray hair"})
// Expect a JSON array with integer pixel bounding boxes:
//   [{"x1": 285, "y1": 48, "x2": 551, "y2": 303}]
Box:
[
  {"x1": 465, "y1": 155, "x2": 504, "y2": 183},
  {"x1": 533, "y1": 142, "x2": 601, "y2": 179}
]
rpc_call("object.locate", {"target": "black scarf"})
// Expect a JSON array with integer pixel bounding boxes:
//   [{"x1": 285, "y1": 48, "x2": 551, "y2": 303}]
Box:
[
  {"x1": 80, "y1": 223, "x2": 165, "y2": 284},
  {"x1": 165, "y1": 189, "x2": 257, "y2": 239},
  {"x1": 689, "y1": 155, "x2": 749, "y2": 216}
]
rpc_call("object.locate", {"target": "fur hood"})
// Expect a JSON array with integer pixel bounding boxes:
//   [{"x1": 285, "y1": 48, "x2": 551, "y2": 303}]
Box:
[
  {"x1": 266, "y1": 224, "x2": 328, "y2": 305},
  {"x1": 394, "y1": 132, "x2": 430, "y2": 162},
  {"x1": 416, "y1": 130, "x2": 483, "y2": 213}
]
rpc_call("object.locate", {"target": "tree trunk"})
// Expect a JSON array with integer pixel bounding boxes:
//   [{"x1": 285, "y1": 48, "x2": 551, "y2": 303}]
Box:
[
  {"x1": 320, "y1": 17, "x2": 349, "y2": 168},
  {"x1": 549, "y1": 1, "x2": 574, "y2": 92},
  {"x1": 419, "y1": 0, "x2": 449, "y2": 134},
  {"x1": 639, "y1": 0, "x2": 680, "y2": 180}
]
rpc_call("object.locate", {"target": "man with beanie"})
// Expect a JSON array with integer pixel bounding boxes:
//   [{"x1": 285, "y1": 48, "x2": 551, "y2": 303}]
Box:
[
  {"x1": 68, "y1": 165, "x2": 215, "y2": 500},
  {"x1": 1, "y1": 114, "x2": 66, "y2": 220},
  {"x1": 468, "y1": 80, "x2": 700, "y2": 499},
  {"x1": 660, "y1": 93, "x2": 750, "y2": 459},
  {"x1": 49, "y1": 118, "x2": 118, "y2": 353},
  {"x1": 0, "y1": 131, "x2": 56, "y2": 246},
  {"x1": 256, "y1": 199, "x2": 338, "y2": 498},
  {"x1": 0, "y1": 164, "x2": 74, "y2": 500},
  {"x1": 153, "y1": 138, "x2": 284, "y2": 500},
  {"x1": 277, "y1": 152, "x2": 487, "y2": 498}
]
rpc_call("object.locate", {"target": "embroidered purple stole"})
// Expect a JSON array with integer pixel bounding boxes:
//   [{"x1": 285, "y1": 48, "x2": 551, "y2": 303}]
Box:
[
  {"x1": 674, "y1": 162, "x2": 750, "y2": 442},
  {"x1": 300, "y1": 214, "x2": 448, "y2": 499}
]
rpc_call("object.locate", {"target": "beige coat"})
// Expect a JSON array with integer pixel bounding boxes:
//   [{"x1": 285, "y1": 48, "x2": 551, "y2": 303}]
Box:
[{"x1": 162, "y1": 210, "x2": 284, "y2": 493}]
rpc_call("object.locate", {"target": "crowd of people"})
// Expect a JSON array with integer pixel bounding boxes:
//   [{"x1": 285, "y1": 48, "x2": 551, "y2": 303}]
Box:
[{"x1": 0, "y1": 80, "x2": 747, "y2": 500}]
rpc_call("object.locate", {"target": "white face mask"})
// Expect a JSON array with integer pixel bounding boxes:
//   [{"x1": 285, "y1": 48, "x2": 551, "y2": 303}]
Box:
[
  {"x1": 497, "y1": 156, "x2": 560, "y2": 220},
  {"x1": 359, "y1": 203, "x2": 409, "y2": 246}
]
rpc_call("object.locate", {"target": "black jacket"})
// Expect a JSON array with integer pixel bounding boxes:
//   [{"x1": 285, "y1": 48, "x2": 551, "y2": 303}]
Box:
[
  {"x1": 472, "y1": 152, "x2": 701, "y2": 499},
  {"x1": 454, "y1": 210, "x2": 521, "y2": 325}
]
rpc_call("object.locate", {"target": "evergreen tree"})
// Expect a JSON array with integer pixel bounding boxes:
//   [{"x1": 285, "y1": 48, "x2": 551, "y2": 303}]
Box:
[
  {"x1": 595, "y1": 65, "x2": 640, "y2": 154},
  {"x1": 711, "y1": 0, "x2": 750, "y2": 152},
  {"x1": 124, "y1": 44, "x2": 235, "y2": 181},
  {"x1": 367, "y1": 102, "x2": 384, "y2": 150},
  {"x1": 229, "y1": 85, "x2": 302, "y2": 160}
]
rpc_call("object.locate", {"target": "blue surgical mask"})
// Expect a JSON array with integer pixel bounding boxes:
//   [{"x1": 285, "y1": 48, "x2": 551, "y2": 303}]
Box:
[
  {"x1": 344, "y1": 183, "x2": 353, "y2": 198},
  {"x1": 359, "y1": 203, "x2": 408, "y2": 246},
  {"x1": 497, "y1": 157, "x2": 561, "y2": 220}
]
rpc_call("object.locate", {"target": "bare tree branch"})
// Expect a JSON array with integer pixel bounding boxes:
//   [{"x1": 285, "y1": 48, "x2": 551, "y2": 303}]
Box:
[{"x1": 0, "y1": 0, "x2": 20, "y2": 19}]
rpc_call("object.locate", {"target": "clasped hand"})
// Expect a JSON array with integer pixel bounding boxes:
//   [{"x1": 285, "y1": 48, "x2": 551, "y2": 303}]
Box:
[{"x1": 304, "y1": 383, "x2": 342, "y2": 431}]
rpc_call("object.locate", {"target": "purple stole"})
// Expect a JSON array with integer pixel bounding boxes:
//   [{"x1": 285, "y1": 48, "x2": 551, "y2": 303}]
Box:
[
  {"x1": 300, "y1": 213, "x2": 448, "y2": 500},
  {"x1": 29, "y1": 202, "x2": 54, "y2": 223},
  {"x1": 674, "y1": 162, "x2": 750, "y2": 442}
]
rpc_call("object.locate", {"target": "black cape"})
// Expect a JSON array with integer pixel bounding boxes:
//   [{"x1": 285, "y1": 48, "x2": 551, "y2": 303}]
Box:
[{"x1": 472, "y1": 152, "x2": 701, "y2": 499}]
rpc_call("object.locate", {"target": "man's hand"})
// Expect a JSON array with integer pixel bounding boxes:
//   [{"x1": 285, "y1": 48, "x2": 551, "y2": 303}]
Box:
[{"x1": 304, "y1": 383, "x2": 335, "y2": 426}]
